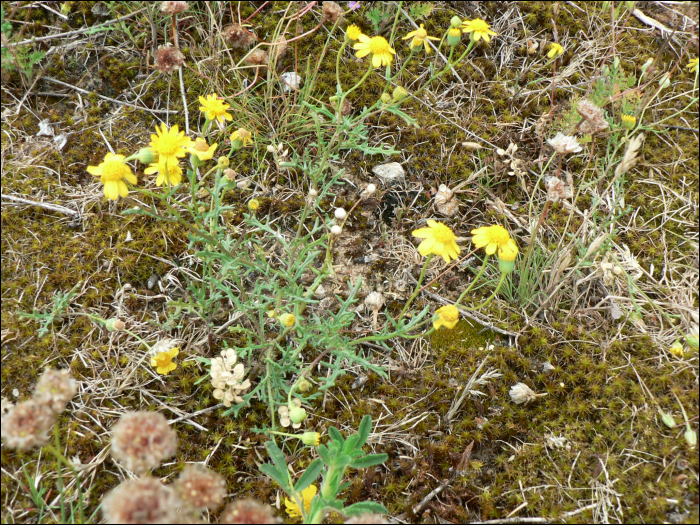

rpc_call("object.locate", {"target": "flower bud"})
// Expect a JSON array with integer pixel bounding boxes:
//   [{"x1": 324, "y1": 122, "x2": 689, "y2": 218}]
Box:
[
  {"x1": 248, "y1": 199, "x2": 260, "y2": 211},
  {"x1": 640, "y1": 58, "x2": 653, "y2": 76},
  {"x1": 684, "y1": 428, "x2": 697, "y2": 448},
  {"x1": 297, "y1": 379, "x2": 311, "y2": 392},
  {"x1": 279, "y1": 313, "x2": 296, "y2": 327},
  {"x1": 392, "y1": 86, "x2": 408, "y2": 102},
  {"x1": 308, "y1": 188, "x2": 318, "y2": 198},
  {"x1": 669, "y1": 340, "x2": 684, "y2": 358},
  {"x1": 331, "y1": 225, "x2": 342, "y2": 236},
  {"x1": 380, "y1": 93, "x2": 392, "y2": 104},
  {"x1": 217, "y1": 156, "x2": 230, "y2": 168},
  {"x1": 659, "y1": 409, "x2": 676, "y2": 428},
  {"x1": 236, "y1": 178, "x2": 251, "y2": 190},
  {"x1": 658, "y1": 72, "x2": 671, "y2": 89},
  {"x1": 334, "y1": 208, "x2": 347, "y2": 220},
  {"x1": 685, "y1": 333, "x2": 698, "y2": 350},
  {"x1": 298, "y1": 431, "x2": 320, "y2": 446},
  {"x1": 289, "y1": 405, "x2": 307, "y2": 424},
  {"x1": 224, "y1": 168, "x2": 237, "y2": 181},
  {"x1": 135, "y1": 147, "x2": 157, "y2": 164},
  {"x1": 450, "y1": 16, "x2": 462, "y2": 28},
  {"x1": 447, "y1": 26, "x2": 462, "y2": 47},
  {"x1": 266, "y1": 144, "x2": 276, "y2": 153},
  {"x1": 105, "y1": 318, "x2": 126, "y2": 332}
]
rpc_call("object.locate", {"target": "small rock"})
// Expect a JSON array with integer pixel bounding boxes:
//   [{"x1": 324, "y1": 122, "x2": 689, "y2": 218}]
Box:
[
  {"x1": 280, "y1": 72, "x2": 302, "y2": 93},
  {"x1": 372, "y1": 162, "x2": 405, "y2": 187}
]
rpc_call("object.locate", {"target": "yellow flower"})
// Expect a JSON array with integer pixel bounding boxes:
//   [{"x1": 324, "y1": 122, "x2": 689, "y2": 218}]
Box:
[
  {"x1": 669, "y1": 340, "x2": 684, "y2": 358},
  {"x1": 299, "y1": 432, "x2": 320, "y2": 446},
  {"x1": 471, "y1": 225, "x2": 516, "y2": 257},
  {"x1": 461, "y1": 18, "x2": 497, "y2": 43},
  {"x1": 285, "y1": 485, "x2": 317, "y2": 519},
  {"x1": 353, "y1": 34, "x2": 396, "y2": 68},
  {"x1": 547, "y1": 42, "x2": 564, "y2": 59},
  {"x1": 87, "y1": 152, "x2": 137, "y2": 200},
  {"x1": 402, "y1": 23, "x2": 439, "y2": 54},
  {"x1": 412, "y1": 220, "x2": 461, "y2": 263},
  {"x1": 621, "y1": 114, "x2": 636, "y2": 129},
  {"x1": 346, "y1": 24, "x2": 363, "y2": 41},
  {"x1": 151, "y1": 347, "x2": 179, "y2": 375},
  {"x1": 279, "y1": 313, "x2": 295, "y2": 327},
  {"x1": 497, "y1": 238, "x2": 518, "y2": 274},
  {"x1": 186, "y1": 137, "x2": 217, "y2": 161},
  {"x1": 433, "y1": 305, "x2": 459, "y2": 330},
  {"x1": 144, "y1": 159, "x2": 183, "y2": 187},
  {"x1": 687, "y1": 58, "x2": 699, "y2": 74},
  {"x1": 198, "y1": 93, "x2": 233, "y2": 123},
  {"x1": 230, "y1": 128, "x2": 253, "y2": 148},
  {"x1": 149, "y1": 123, "x2": 191, "y2": 167},
  {"x1": 248, "y1": 198, "x2": 260, "y2": 211}
]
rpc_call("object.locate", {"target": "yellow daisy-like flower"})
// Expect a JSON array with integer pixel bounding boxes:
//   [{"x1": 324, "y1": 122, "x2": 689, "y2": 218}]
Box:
[
  {"x1": 412, "y1": 220, "x2": 461, "y2": 263},
  {"x1": 149, "y1": 123, "x2": 191, "y2": 167},
  {"x1": 620, "y1": 114, "x2": 636, "y2": 129},
  {"x1": 87, "y1": 152, "x2": 138, "y2": 200},
  {"x1": 433, "y1": 305, "x2": 459, "y2": 330},
  {"x1": 198, "y1": 93, "x2": 233, "y2": 123},
  {"x1": 144, "y1": 159, "x2": 183, "y2": 187},
  {"x1": 547, "y1": 42, "x2": 564, "y2": 59},
  {"x1": 402, "y1": 23, "x2": 440, "y2": 55},
  {"x1": 687, "y1": 58, "x2": 699, "y2": 74},
  {"x1": 151, "y1": 347, "x2": 179, "y2": 375},
  {"x1": 284, "y1": 484, "x2": 317, "y2": 519},
  {"x1": 461, "y1": 18, "x2": 497, "y2": 43},
  {"x1": 669, "y1": 340, "x2": 684, "y2": 358},
  {"x1": 471, "y1": 225, "x2": 515, "y2": 256},
  {"x1": 346, "y1": 24, "x2": 363, "y2": 41},
  {"x1": 230, "y1": 128, "x2": 253, "y2": 148},
  {"x1": 186, "y1": 137, "x2": 218, "y2": 161},
  {"x1": 353, "y1": 34, "x2": 396, "y2": 68}
]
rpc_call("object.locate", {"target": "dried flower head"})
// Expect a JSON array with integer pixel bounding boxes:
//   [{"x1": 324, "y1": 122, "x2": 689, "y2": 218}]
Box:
[
  {"x1": 174, "y1": 464, "x2": 227, "y2": 511},
  {"x1": 345, "y1": 513, "x2": 390, "y2": 524},
  {"x1": 101, "y1": 476, "x2": 179, "y2": 524},
  {"x1": 322, "y1": 1, "x2": 344, "y2": 24},
  {"x1": 33, "y1": 368, "x2": 78, "y2": 412},
  {"x1": 211, "y1": 349, "x2": 251, "y2": 407},
  {"x1": 160, "y1": 1, "x2": 189, "y2": 15},
  {"x1": 509, "y1": 383, "x2": 547, "y2": 405},
  {"x1": 545, "y1": 176, "x2": 572, "y2": 202},
  {"x1": 577, "y1": 99, "x2": 609, "y2": 134},
  {"x1": 1, "y1": 400, "x2": 57, "y2": 450},
  {"x1": 223, "y1": 24, "x2": 256, "y2": 49},
  {"x1": 220, "y1": 499, "x2": 281, "y2": 524},
  {"x1": 154, "y1": 44, "x2": 185, "y2": 74},
  {"x1": 272, "y1": 36, "x2": 288, "y2": 60},
  {"x1": 547, "y1": 132, "x2": 582, "y2": 154},
  {"x1": 245, "y1": 49, "x2": 268, "y2": 67},
  {"x1": 110, "y1": 411, "x2": 177, "y2": 474},
  {"x1": 434, "y1": 184, "x2": 459, "y2": 216},
  {"x1": 614, "y1": 133, "x2": 645, "y2": 177}
]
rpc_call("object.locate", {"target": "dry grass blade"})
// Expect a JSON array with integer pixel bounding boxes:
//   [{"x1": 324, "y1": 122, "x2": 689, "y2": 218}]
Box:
[{"x1": 614, "y1": 133, "x2": 645, "y2": 178}]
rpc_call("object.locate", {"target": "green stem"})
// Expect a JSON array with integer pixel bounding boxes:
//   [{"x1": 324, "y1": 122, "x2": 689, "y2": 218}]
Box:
[
  {"x1": 399, "y1": 254, "x2": 433, "y2": 319},
  {"x1": 461, "y1": 272, "x2": 507, "y2": 311},
  {"x1": 454, "y1": 254, "x2": 489, "y2": 307}
]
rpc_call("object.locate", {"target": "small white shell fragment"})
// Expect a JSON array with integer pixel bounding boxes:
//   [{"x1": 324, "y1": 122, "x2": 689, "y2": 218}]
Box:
[
  {"x1": 372, "y1": 162, "x2": 405, "y2": 187},
  {"x1": 435, "y1": 184, "x2": 459, "y2": 216},
  {"x1": 461, "y1": 141, "x2": 483, "y2": 150},
  {"x1": 280, "y1": 72, "x2": 302, "y2": 92},
  {"x1": 125, "y1": 231, "x2": 133, "y2": 242}
]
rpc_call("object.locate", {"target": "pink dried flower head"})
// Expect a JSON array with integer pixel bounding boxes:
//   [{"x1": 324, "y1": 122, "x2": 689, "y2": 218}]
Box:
[
  {"x1": 154, "y1": 44, "x2": 185, "y2": 74},
  {"x1": 245, "y1": 49, "x2": 268, "y2": 67},
  {"x1": 547, "y1": 132, "x2": 582, "y2": 155},
  {"x1": 545, "y1": 176, "x2": 572, "y2": 202},
  {"x1": 322, "y1": 1, "x2": 344, "y2": 24},
  {"x1": 173, "y1": 464, "x2": 227, "y2": 511},
  {"x1": 33, "y1": 368, "x2": 78, "y2": 412},
  {"x1": 101, "y1": 476, "x2": 179, "y2": 524},
  {"x1": 344, "y1": 513, "x2": 390, "y2": 524},
  {"x1": 223, "y1": 24, "x2": 257, "y2": 49},
  {"x1": 220, "y1": 499, "x2": 281, "y2": 524},
  {"x1": 160, "y1": 1, "x2": 189, "y2": 15},
  {"x1": 110, "y1": 411, "x2": 177, "y2": 475},
  {"x1": 1, "y1": 399, "x2": 57, "y2": 450},
  {"x1": 577, "y1": 99, "x2": 608, "y2": 134}
]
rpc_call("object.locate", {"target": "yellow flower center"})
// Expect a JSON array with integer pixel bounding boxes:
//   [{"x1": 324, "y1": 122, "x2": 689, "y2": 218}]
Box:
[
  {"x1": 432, "y1": 223, "x2": 456, "y2": 243},
  {"x1": 487, "y1": 227, "x2": 511, "y2": 246},
  {"x1": 155, "y1": 135, "x2": 182, "y2": 157},
  {"x1": 469, "y1": 19, "x2": 490, "y2": 32},
  {"x1": 449, "y1": 27, "x2": 461, "y2": 37},
  {"x1": 193, "y1": 138, "x2": 209, "y2": 152},
  {"x1": 369, "y1": 36, "x2": 391, "y2": 54},
  {"x1": 102, "y1": 160, "x2": 127, "y2": 181},
  {"x1": 415, "y1": 27, "x2": 427, "y2": 39}
]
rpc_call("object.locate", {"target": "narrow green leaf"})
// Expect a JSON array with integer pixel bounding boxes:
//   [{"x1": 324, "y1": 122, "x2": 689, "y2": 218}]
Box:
[
  {"x1": 328, "y1": 426, "x2": 344, "y2": 446},
  {"x1": 349, "y1": 453, "x2": 388, "y2": 469},
  {"x1": 343, "y1": 501, "x2": 388, "y2": 517},
  {"x1": 294, "y1": 459, "x2": 324, "y2": 492},
  {"x1": 356, "y1": 415, "x2": 371, "y2": 449},
  {"x1": 259, "y1": 464, "x2": 291, "y2": 492},
  {"x1": 316, "y1": 444, "x2": 331, "y2": 464},
  {"x1": 265, "y1": 441, "x2": 288, "y2": 475}
]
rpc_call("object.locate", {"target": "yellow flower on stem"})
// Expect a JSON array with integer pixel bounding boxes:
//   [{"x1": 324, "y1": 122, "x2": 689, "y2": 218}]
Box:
[
  {"x1": 621, "y1": 114, "x2": 636, "y2": 129},
  {"x1": 87, "y1": 152, "x2": 137, "y2": 200},
  {"x1": 461, "y1": 18, "x2": 497, "y2": 43},
  {"x1": 144, "y1": 159, "x2": 183, "y2": 187},
  {"x1": 346, "y1": 24, "x2": 363, "y2": 41},
  {"x1": 149, "y1": 123, "x2": 191, "y2": 167},
  {"x1": 402, "y1": 23, "x2": 440, "y2": 55},
  {"x1": 353, "y1": 34, "x2": 396, "y2": 68},
  {"x1": 186, "y1": 137, "x2": 218, "y2": 161},
  {"x1": 433, "y1": 305, "x2": 459, "y2": 330},
  {"x1": 285, "y1": 485, "x2": 317, "y2": 519},
  {"x1": 669, "y1": 340, "x2": 684, "y2": 358},
  {"x1": 547, "y1": 42, "x2": 564, "y2": 59},
  {"x1": 198, "y1": 94, "x2": 233, "y2": 123},
  {"x1": 471, "y1": 225, "x2": 515, "y2": 256},
  {"x1": 299, "y1": 431, "x2": 321, "y2": 446},
  {"x1": 497, "y1": 239, "x2": 518, "y2": 274},
  {"x1": 230, "y1": 128, "x2": 253, "y2": 149},
  {"x1": 687, "y1": 58, "x2": 698, "y2": 74},
  {"x1": 151, "y1": 347, "x2": 179, "y2": 375},
  {"x1": 412, "y1": 220, "x2": 461, "y2": 263}
]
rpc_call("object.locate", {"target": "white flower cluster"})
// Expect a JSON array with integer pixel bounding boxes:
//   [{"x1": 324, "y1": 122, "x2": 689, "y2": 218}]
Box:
[
  {"x1": 278, "y1": 398, "x2": 303, "y2": 429},
  {"x1": 211, "y1": 349, "x2": 251, "y2": 407}
]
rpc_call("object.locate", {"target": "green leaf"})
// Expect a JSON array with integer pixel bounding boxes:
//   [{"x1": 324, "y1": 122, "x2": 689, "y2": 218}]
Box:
[
  {"x1": 343, "y1": 501, "x2": 388, "y2": 517},
  {"x1": 356, "y1": 415, "x2": 372, "y2": 449},
  {"x1": 343, "y1": 434, "x2": 359, "y2": 453},
  {"x1": 265, "y1": 441, "x2": 289, "y2": 476},
  {"x1": 328, "y1": 426, "x2": 344, "y2": 446},
  {"x1": 259, "y1": 464, "x2": 291, "y2": 492},
  {"x1": 409, "y1": 2, "x2": 434, "y2": 20},
  {"x1": 294, "y1": 459, "x2": 324, "y2": 492},
  {"x1": 316, "y1": 444, "x2": 332, "y2": 464},
  {"x1": 349, "y1": 453, "x2": 388, "y2": 469},
  {"x1": 335, "y1": 454, "x2": 352, "y2": 467}
]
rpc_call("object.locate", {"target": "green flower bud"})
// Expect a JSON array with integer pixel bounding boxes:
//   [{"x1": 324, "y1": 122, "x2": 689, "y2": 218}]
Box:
[
  {"x1": 105, "y1": 318, "x2": 125, "y2": 332},
  {"x1": 684, "y1": 427, "x2": 697, "y2": 448},
  {"x1": 289, "y1": 405, "x2": 307, "y2": 424},
  {"x1": 498, "y1": 258, "x2": 515, "y2": 274},
  {"x1": 279, "y1": 313, "x2": 295, "y2": 327},
  {"x1": 299, "y1": 431, "x2": 320, "y2": 446},
  {"x1": 685, "y1": 333, "x2": 698, "y2": 350},
  {"x1": 134, "y1": 147, "x2": 157, "y2": 164},
  {"x1": 450, "y1": 16, "x2": 462, "y2": 28},
  {"x1": 659, "y1": 409, "x2": 676, "y2": 428},
  {"x1": 447, "y1": 26, "x2": 462, "y2": 47},
  {"x1": 392, "y1": 86, "x2": 408, "y2": 102},
  {"x1": 380, "y1": 93, "x2": 392, "y2": 104},
  {"x1": 217, "y1": 156, "x2": 230, "y2": 168}
]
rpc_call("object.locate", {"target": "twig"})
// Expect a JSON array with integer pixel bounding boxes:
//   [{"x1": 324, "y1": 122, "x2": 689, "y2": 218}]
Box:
[
  {"x1": 41, "y1": 77, "x2": 178, "y2": 114},
  {"x1": 169, "y1": 404, "x2": 226, "y2": 424},
  {"x1": 412, "y1": 479, "x2": 449, "y2": 515},
  {"x1": 1, "y1": 193, "x2": 79, "y2": 216}
]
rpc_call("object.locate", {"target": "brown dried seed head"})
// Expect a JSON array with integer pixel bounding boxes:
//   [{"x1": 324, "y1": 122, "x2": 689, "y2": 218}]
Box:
[
  {"x1": 173, "y1": 464, "x2": 227, "y2": 511},
  {"x1": 245, "y1": 49, "x2": 268, "y2": 67},
  {"x1": 545, "y1": 176, "x2": 572, "y2": 202},
  {"x1": 101, "y1": 476, "x2": 179, "y2": 524},
  {"x1": 577, "y1": 99, "x2": 608, "y2": 134},
  {"x1": 219, "y1": 499, "x2": 281, "y2": 524},
  {"x1": 272, "y1": 36, "x2": 288, "y2": 60},
  {"x1": 110, "y1": 411, "x2": 177, "y2": 475},
  {"x1": 322, "y1": 1, "x2": 344, "y2": 24},
  {"x1": 223, "y1": 24, "x2": 257, "y2": 49},
  {"x1": 154, "y1": 44, "x2": 185, "y2": 74},
  {"x1": 160, "y1": 1, "x2": 189, "y2": 15},
  {"x1": 1, "y1": 399, "x2": 57, "y2": 450}
]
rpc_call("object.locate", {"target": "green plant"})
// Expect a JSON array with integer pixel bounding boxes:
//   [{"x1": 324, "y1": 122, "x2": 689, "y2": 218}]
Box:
[{"x1": 1, "y1": 5, "x2": 45, "y2": 82}]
